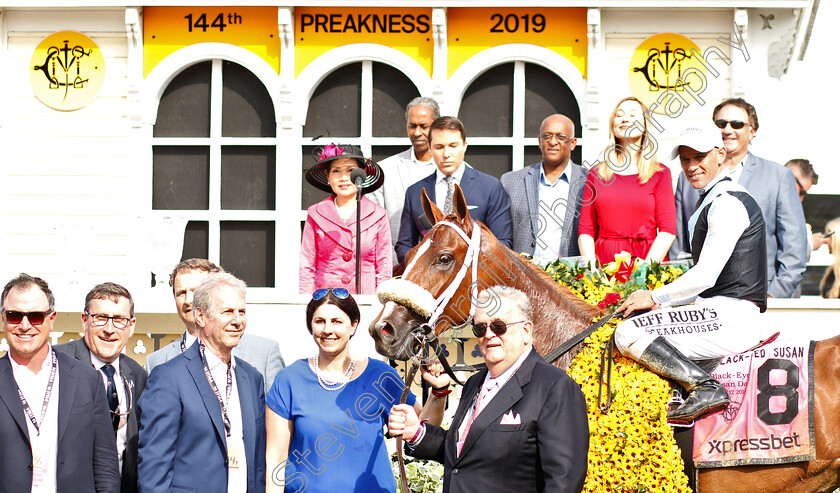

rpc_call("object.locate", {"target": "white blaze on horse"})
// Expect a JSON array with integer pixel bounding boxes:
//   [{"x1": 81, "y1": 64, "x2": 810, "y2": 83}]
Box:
[{"x1": 369, "y1": 184, "x2": 840, "y2": 493}]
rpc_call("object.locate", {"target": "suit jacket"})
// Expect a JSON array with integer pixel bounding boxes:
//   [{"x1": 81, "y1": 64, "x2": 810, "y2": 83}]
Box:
[
  {"x1": 669, "y1": 152, "x2": 807, "y2": 297},
  {"x1": 395, "y1": 165, "x2": 513, "y2": 265},
  {"x1": 137, "y1": 343, "x2": 266, "y2": 493},
  {"x1": 410, "y1": 349, "x2": 589, "y2": 493},
  {"x1": 368, "y1": 147, "x2": 439, "y2": 263},
  {"x1": 299, "y1": 195, "x2": 392, "y2": 294},
  {"x1": 54, "y1": 338, "x2": 148, "y2": 493},
  {"x1": 0, "y1": 351, "x2": 120, "y2": 493},
  {"x1": 501, "y1": 162, "x2": 588, "y2": 258},
  {"x1": 145, "y1": 332, "x2": 284, "y2": 394}
]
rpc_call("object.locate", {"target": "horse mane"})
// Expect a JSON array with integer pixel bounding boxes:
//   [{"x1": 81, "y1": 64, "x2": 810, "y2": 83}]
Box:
[{"x1": 513, "y1": 251, "x2": 604, "y2": 319}]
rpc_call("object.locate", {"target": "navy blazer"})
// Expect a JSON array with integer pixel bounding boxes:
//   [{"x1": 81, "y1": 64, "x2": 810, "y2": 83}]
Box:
[
  {"x1": 137, "y1": 343, "x2": 266, "y2": 493},
  {"x1": 0, "y1": 350, "x2": 120, "y2": 493},
  {"x1": 501, "y1": 162, "x2": 588, "y2": 258},
  {"x1": 395, "y1": 165, "x2": 513, "y2": 265},
  {"x1": 669, "y1": 152, "x2": 807, "y2": 297},
  {"x1": 54, "y1": 338, "x2": 147, "y2": 493},
  {"x1": 410, "y1": 349, "x2": 589, "y2": 493}
]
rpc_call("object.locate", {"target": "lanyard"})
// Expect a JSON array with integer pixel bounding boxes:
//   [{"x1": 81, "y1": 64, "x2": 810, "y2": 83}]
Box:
[
  {"x1": 199, "y1": 344, "x2": 232, "y2": 437},
  {"x1": 180, "y1": 333, "x2": 188, "y2": 353},
  {"x1": 16, "y1": 350, "x2": 58, "y2": 437}
]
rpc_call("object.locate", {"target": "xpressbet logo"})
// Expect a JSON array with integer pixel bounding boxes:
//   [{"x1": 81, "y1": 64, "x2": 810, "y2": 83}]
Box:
[{"x1": 707, "y1": 433, "x2": 803, "y2": 454}]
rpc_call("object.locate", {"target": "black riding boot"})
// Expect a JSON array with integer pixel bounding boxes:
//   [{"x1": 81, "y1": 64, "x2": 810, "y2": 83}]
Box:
[{"x1": 637, "y1": 337, "x2": 730, "y2": 422}]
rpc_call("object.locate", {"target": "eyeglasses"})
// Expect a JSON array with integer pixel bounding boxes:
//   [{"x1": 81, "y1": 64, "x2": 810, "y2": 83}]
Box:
[
  {"x1": 85, "y1": 312, "x2": 132, "y2": 329},
  {"x1": 714, "y1": 119, "x2": 749, "y2": 130},
  {"x1": 312, "y1": 288, "x2": 351, "y2": 301},
  {"x1": 472, "y1": 319, "x2": 527, "y2": 338},
  {"x1": 540, "y1": 133, "x2": 574, "y2": 143},
  {"x1": 793, "y1": 176, "x2": 809, "y2": 199},
  {"x1": 3, "y1": 310, "x2": 52, "y2": 325}
]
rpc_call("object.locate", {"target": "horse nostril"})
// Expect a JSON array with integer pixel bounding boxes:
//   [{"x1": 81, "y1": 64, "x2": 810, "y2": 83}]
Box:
[{"x1": 377, "y1": 320, "x2": 394, "y2": 339}]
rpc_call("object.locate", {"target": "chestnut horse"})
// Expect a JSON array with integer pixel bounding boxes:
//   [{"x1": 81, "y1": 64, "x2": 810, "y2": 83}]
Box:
[{"x1": 369, "y1": 185, "x2": 840, "y2": 492}]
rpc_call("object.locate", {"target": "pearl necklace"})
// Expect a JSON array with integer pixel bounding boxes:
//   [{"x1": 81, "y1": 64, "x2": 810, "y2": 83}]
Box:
[{"x1": 311, "y1": 354, "x2": 356, "y2": 391}]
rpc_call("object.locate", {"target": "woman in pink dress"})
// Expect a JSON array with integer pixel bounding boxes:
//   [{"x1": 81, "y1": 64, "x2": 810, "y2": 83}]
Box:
[
  {"x1": 578, "y1": 97, "x2": 676, "y2": 265},
  {"x1": 299, "y1": 144, "x2": 391, "y2": 294}
]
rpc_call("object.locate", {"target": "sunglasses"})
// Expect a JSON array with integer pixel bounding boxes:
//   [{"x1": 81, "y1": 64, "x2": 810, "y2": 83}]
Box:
[
  {"x1": 4, "y1": 310, "x2": 53, "y2": 325},
  {"x1": 793, "y1": 176, "x2": 809, "y2": 198},
  {"x1": 714, "y1": 119, "x2": 749, "y2": 130},
  {"x1": 312, "y1": 288, "x2": 351, "y2": 301},
  {"x1": 472, "y1": 319, "x2": 527, "y2": 338}
]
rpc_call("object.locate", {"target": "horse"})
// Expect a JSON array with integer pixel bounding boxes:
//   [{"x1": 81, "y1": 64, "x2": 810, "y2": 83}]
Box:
[{"x1": 369, "y1": 185, "x2": 840, "y2": 493}]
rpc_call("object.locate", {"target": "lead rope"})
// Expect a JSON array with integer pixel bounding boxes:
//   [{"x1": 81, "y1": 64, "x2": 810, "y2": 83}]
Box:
[
  {"x1": 397, "y1": 359, "x2": 420, "y2": 493},
  {"x1": 598, "y1": 333, "x2": 615, "y2": 413}
]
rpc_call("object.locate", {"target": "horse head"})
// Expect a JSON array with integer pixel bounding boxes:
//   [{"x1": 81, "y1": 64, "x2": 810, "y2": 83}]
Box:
[{"x1": 370, "y1": 184, "x2": 488, "y2": 360}]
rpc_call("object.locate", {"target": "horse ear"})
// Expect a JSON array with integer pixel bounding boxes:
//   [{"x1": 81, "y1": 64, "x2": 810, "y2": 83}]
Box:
[
  {"x1": 452, "y1": 183, "x2": 472, "y2": 224},
  {"x1": 421, "y1": 188, "x2": 444, "y2": 225}
]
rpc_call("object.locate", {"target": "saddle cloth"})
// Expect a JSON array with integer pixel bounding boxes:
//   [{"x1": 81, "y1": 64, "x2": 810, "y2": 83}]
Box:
[{"x1": 693, "y1": 336, "x2": 815, "y2": 468}]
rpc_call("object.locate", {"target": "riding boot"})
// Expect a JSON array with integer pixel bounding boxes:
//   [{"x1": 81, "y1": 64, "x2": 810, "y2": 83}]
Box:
[{"x1": 637, "y1": 337, "x2": 730, "y2": 422}]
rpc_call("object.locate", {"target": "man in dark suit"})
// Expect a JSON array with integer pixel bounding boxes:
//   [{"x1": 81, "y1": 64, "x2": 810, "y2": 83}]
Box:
[
  {"x1": 501, "y1": 114, "x2": 587, "y2": 262},
  {"x1": 138, "y1": 272, "x2": 265, "y2": 493},
  {"x1": 395, "y1": 116, "x2": 513, "y2": 266},
  {"x1": 668, "y1": 98, "x2": 806, "y2": 298},
  {"x1": 145, "y1": 258, "x2": 284, "y2": 394},
  {"x1": 389, "y1": 286, "x2": 589, "y2": 493},
  {"x1": 0, "y1": 273, "x2": 119, "y2": 493},
  {"x1": 55, "y1": 282, "x2": 147, "y2": 493}
]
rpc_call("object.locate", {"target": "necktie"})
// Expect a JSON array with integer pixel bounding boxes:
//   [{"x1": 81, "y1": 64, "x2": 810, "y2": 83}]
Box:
[
  {"x1": 101, "y1": 364, "x2": 120, "y2": 432},
  {"x1": 443, "y1": 175, "x2": 455, "y2": 215},
  {"x1": 457, "y1": 380, "x2": 494, "y2": 456}
]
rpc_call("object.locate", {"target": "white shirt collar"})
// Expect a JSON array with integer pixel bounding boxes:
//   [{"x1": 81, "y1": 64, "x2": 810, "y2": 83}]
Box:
[
  {"x1": 485, "y1": 345, "x2": 533, "y2": 384},
  {"x1": 435, "y1": 163, "x2": 466, "y2": 185},
  {"x1": 184, "y1": 330, "x2": 198, "y2": 349},
  {"x1": 90, "y1": 349, "x2": 120, "y2": 374},
  {"x1": 9, "y1": 344, "x2": 54, "y2": 375},
  {"x1": 410, "y1": 147, "x2": 434, "y2": 165},
  {"x1": 203, "y1": 344, "x2": 236, "y2": 370}
]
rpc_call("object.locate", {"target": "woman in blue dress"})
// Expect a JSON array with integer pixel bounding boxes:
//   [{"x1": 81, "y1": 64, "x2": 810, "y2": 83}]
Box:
[{"x1": 266, "y1": 288, "x2": 450, "y2": 492}]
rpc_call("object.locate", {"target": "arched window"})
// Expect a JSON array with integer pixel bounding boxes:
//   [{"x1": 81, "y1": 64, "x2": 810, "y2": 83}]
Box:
[
  {"x1": 152, "y1": 59, "x2": 278, "y2": 287},
  {"x1": 300, "y1": 60, "x2": 420, "y2": 210},
  {"x1": 458, "y1": 61, "x2": 582, "y2": 178}
]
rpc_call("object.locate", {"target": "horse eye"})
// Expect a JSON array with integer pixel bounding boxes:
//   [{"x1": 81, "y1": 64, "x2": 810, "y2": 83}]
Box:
[{"x1": 438, "y1": 254, "x2": 453, "y2": 265}]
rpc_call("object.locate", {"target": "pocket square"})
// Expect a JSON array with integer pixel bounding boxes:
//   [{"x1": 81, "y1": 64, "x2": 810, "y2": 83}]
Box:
[
  {"x1": 467, "y1": 205, "x2": 478, "y2": 210},
  {"x1": 499, "y1": 410, "x2": 521, "y2": 425}
]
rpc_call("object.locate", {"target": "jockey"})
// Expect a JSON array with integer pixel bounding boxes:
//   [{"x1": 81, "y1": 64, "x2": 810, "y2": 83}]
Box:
[{"x1": 614, "y1": 121, "x2": 774, "y2": 422}]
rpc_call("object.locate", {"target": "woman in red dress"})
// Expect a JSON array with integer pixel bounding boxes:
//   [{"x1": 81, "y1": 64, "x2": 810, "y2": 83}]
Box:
[{"x1": 578, "y1": 97, "x2": 676, "y2": 265}]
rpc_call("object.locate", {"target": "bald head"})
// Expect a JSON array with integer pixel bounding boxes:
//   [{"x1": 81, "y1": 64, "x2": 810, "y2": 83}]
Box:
[{"x1": 538, "y1": 114, "x2": 577, "y2": 169}]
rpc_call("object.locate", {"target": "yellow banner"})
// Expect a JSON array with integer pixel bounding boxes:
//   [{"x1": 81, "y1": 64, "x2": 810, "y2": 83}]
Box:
[
  {"x1": 30, "y1": 31, "x2": 106, "y2": 111},
  {"x1": 447, "y1": 8, "x2": 587, "y2": 78},
  {"x1": 295, "y1": 7, "x2": 434, "y2": 77},
  {"x1": 144, "y1": 7, "x2": 280, "y2": 77}
]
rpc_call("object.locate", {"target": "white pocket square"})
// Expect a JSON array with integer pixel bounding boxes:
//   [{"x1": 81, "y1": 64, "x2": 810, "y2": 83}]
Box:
[
  {"x1": 499, "y1": 410, "x2": 521, "y2": 425},
  {"x1": 467, "y1": 205, "x2": 478, "y2": 210}
]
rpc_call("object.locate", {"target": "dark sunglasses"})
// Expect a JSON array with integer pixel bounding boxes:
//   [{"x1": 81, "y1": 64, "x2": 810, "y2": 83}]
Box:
[
  {"x1": 4, "y1": 310, "x2": 52, "y2": 325},
  {"x1": 472, "y1": 319, "x2": 527, "y2": 338},
  {"x1": 312, "y1": 288, "x2": 350, "y2": 301},
  {"x1": 714, "y1": 119, "x2": 749, "y2": 130},
  {"x1": 793, "y1": 176, "x2": 809, "y2": 198}
]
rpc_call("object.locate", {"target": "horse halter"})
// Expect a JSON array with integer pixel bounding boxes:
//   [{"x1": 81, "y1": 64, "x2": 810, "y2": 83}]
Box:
[{"x1": 378, "y1": 220, "x2": 482, "y2": 330}]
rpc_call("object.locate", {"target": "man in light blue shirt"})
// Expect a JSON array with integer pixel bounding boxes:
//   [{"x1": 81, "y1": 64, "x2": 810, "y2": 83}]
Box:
[{"x1": 502, "y1": 114, "x2": 588, "y2": 263}]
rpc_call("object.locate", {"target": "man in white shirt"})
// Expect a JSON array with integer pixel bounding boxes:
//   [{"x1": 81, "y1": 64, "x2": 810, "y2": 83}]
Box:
[
  {"x1": 138, "y1": 272, "x2": 266, "y2": 493},
  {"x1": 369, "y1": 97, "x2": 440, "y2": 265},
  {"x1": 55, "y1": 282, "x2": 147, "y2": 493},
  {"x1": 0, "y1": 273, "x2": 119, "y2": 493}
]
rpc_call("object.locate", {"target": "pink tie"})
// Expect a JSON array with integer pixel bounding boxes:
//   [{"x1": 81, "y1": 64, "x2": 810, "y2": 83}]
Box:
[{"x1": 457, "y1": 381, "x2": 493, "y2": 456}]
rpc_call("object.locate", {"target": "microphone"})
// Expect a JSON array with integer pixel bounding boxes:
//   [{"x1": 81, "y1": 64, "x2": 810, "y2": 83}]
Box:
[{"x1": 350, "y1": 168, "x2": 366, "y2": 199}]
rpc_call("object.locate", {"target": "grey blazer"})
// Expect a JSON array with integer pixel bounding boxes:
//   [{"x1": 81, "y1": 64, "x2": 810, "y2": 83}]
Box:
[
  {"x1": 669, "y1": 152, "x2": 807, "y2": 298},
  {"x1": 145, "y1": 332, "x2": 284, "y2": 393},
  {"x1": 500, "y1": 162, "x2": 588, "y2": 258}
]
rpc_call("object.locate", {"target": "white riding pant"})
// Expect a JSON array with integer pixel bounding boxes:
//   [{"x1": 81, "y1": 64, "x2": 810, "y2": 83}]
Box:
[{"x1": 614, "y1": 296, "x2": 774, "y2": 361}]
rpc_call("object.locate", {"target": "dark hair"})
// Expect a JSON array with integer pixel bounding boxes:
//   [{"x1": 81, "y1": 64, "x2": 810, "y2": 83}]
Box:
[
  {"x1": 785, "y1": 158, "x2": 819, "y2": 186},
  {"x1": 305, "y1": 290, "x2": 360, "y2": 333},
  {"x1": 1, "y1": 273, "x2": 55, "y2": 312},
  {"x1": 429, "y1": 116, "x2": 466, "y2": 144},
  {"x1": 713, "y1": 98, "x2": 759, "y2": 130},
  {"x1": 85, "y1": 282, "x2": 135, "y2": 317},
  {"x1": 169, "y1": 258, "x2": 223, "y2": 288}
]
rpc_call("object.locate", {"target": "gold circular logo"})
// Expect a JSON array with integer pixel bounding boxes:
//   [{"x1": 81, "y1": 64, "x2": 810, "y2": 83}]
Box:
[
  {"x1": 628, "y1": 33, "x2": 707, "y2": 115},
  {"x1": 30, "y1": 31, "x2": 106, "y2": 111}
]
